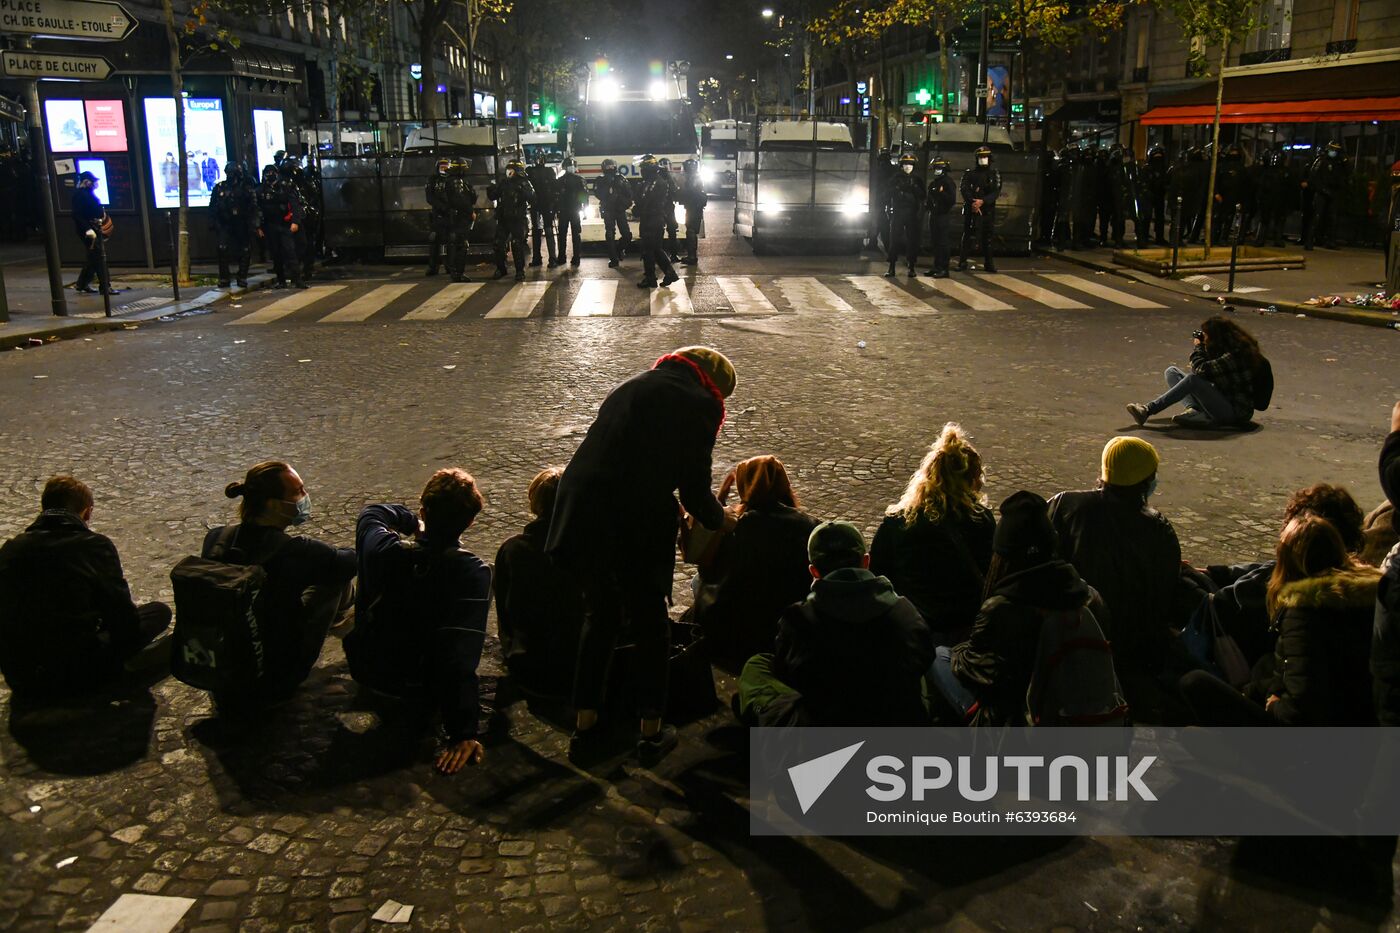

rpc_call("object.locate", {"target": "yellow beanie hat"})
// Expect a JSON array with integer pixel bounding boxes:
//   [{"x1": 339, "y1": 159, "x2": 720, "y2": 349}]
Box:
[
  {"x1": 673, "y1": 346, "x2": 736, "y2": 398},
  {"x1": 1100, "y1": 436, "x2": 1160, "y2": 487}
]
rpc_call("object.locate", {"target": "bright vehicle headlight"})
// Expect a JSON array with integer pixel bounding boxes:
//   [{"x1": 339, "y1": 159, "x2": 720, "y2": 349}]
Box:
[
  {"x1": 840, "y1": 194, "x2": 869, "y2": 215},
  {"x1": 757, "y1": 201, "x2": 785, "y2": 213},
  {"x1": 699, "y1": 166, "x2": 715, "y2": 183}
]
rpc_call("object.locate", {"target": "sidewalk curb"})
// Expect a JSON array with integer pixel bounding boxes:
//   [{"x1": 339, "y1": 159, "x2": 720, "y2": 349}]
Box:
[
  {"x1": 0, "y1": 274, "x2": 274, "y2": 350},
  {"x1": 1035, "y1": 248, "x2": 1399, "y2": 331}
]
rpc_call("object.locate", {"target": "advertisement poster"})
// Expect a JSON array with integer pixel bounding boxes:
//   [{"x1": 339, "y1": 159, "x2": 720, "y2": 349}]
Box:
[
  {"x1": 45, "y1": 99, "x2": 89, "y2": 152},
  {"x1": 84, "y1": 100, "x2": 128, "y2": 152},
  {"x1": 76, "y1": 157, "x2": 110, "y2": 205},
  {"x1": 986, "y1": 65, "x2": 1010, "y2": 119},
  {"x1": 143, "y1": 97, "x2": 229, "y2": 209},
  {"x1": 252, "y1": 108, "x2": 285, "y2": 174}
]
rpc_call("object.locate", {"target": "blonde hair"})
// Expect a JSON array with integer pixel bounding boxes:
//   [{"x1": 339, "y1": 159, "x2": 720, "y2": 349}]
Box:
[{"x1": 887, "y1": 423, "x2": 986, "y2": 523}]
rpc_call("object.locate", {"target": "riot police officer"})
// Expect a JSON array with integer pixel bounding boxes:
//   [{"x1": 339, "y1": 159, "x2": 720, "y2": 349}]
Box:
[
  {"x1": 425, "y1": 158, "x2": 453, "y2": 276},
  {"x1": 1211, "y1": 143, "x2": 1249, "y2": 243},
  {"x1": 488, "y1": 159, "x2": 535, "y2": 282},
  {"x1": 555, "y1": 157, "x2": 587, "y2": 267},
  {"x1": 885, "y1": 151, "x2": 922, "y2": 278},
  {"x1": 1303, "y1": 140, "x2": 1347, "y2": 250},
  {"x1": 210, "y1": 161, "x2": 258, "y2": 288},
  {"x1": 1252, "y1": 148, "x2": 1295, "y2": 247},
  {"x1": 677, "y1": 158, "x2": 708, "y2": 266},
  {"x1": 1107, "y1": 145, "x2": 1140, "y2": 248},
  {"x1": 635, "y1": 154, "x2": 678, "y2": 289},
  {"x1": 657, "y1": 157, "x2": 681, "y2": 262},
  {"x1": 869, "y1": 147, "x2": 893, "y2": 252},
  {"x1": 281, "y1": 156, "x2": 319, "y2": 281},
  {"x1": 594, "y1": 158, "x2": 633, "y2": 267},
  {"x1": 923, "y1": 158, "x2": 956, "y2": 278},
  {"x1": 1140, "y1": 145, "x2": 1169, "y2": 246},
  {"x1": 959, "y1": 145, "x2": 1001, "y2": 273},
  {"x1": 1094, "y1": 147, "x2": 1114, "y2": 244},
  {"x1": 256, "y1": 164, "x2": 306, "y2": 289},
  {"x1": 525, "y1": 151, "x2": 559, "y2": 267},
  {"x1": 1070, "y1": 143, "x2": 1098, "y2": 250},
  {"x1": 1051, "y1": 148, "x2": 1075, "y2": 251},
  {"x1": 445, "y1": 157, "x2": 478, "y2": 282},
  {"x1": 1167, "y1": 147, "x2": 1208, "y2": 245},
  {"x1": 1037, "y1": 148, "x2": 1060, "y2": 245}
]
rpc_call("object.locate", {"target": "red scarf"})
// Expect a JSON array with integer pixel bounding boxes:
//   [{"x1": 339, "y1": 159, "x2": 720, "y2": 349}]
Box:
[{"x1": 654, "y1": 353, "x2": 726, "y2": 431}]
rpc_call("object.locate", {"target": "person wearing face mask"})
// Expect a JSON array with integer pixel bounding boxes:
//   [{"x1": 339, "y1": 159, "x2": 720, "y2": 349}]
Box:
[
  {"x1": 593, "y1": 158, "x2": 634, "y2": 267},
  {"x1": 210, "y1": 162, "x2": 258, "y2": 288},
  {"x1": 1049, "y1": 438, "x2": 1187, "y2": 722},
  {"x1": 958, "y1": 145, "x2": 1001, "y2": 273},
  {"x1": 923, "y1": 158, "x2": 956, "y2": 277},
  {"x1": 525, "y1": 151, "x2": 559, "y2": 268},
  {"x1": 1303, "y1": 140, "x2": 1348, "y2": 250},
  {"x1": 1140, "y1": 146, "x2": 1169, "y2": 246},
  {"x1": 488, "y1": 159, "x2": 535, "y2": 282},
  {"x1": 201, "y1": 461, "x2": 355, "y2": 707},
  {"x1": 885, "y1": 152, "x2": 922, "y2": 278},
  {"x1": 556, "y1": 157, "x2": 587, "y2": 267}
]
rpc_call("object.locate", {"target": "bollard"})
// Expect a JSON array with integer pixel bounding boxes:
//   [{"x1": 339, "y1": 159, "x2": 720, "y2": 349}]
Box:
[
  {"x1": 1170, "y1": 196, "x2": 1183, "y2": 276},
  {"x1": 166, "y1": 211, "x2": 180, "y2": 302},
  {"x1": 98, "y1": 230, "x2": 112, "y2": 318},
  {"x1": 1227, "y1": 203, "x2": 1243, "y2": 294},
  {"x1": 0, "y1": 261, "x2": 8, "y2": 323}
]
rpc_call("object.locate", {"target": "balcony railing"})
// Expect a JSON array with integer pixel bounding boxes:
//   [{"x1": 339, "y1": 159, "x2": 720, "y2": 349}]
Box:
[
  {"x1": 1326, "y1": 39, "x2": 1357, "y2": 54},
  {"x1": 1238, "y1": 47, "x2": 1291, "y2": 66}
]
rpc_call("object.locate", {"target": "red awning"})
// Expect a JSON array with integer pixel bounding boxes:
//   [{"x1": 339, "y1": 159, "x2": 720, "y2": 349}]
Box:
[{"x1": 1141, "y1": 96, "x2": 1400, "y2": 125}]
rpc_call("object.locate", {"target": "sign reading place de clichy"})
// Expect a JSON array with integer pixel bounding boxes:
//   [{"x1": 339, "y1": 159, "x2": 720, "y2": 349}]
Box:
[
  {"x1": 0, "y1": 0, "x2": 137, "y2": 41},
  {"x1": 1, "y1": 47, "x2": 112, "y2": 79}
]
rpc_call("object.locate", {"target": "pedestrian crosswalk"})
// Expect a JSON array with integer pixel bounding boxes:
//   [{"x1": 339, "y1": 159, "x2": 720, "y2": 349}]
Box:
[{"x1": 225, "y1": 271, "x2": 1174, "y2": 326}]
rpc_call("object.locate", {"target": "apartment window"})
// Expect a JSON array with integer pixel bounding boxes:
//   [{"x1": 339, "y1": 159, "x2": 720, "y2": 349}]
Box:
[
  {"x1": 1245, "y1": 0, "x2": 1292, "y2": 52},
  {"x1": 1134, "y1": 15, "x2": 1150, "y2": 70},
  {"x1": 1330, "y1": 0, "x2": 1359, "y2": 42}
]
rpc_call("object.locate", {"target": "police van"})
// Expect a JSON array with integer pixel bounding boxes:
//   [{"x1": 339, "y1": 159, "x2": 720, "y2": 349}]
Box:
[{"x1": 700, "y1": 119, "x2": 740, "y2": 197}]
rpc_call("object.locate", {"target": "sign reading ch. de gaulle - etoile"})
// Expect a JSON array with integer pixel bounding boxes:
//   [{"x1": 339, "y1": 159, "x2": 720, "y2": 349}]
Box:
[{"x1": 0, "y1": 0, "x2": 137, "y2": 41}]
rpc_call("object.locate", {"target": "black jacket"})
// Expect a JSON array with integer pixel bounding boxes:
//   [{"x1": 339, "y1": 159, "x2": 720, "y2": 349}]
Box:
[
  {"x1": 557, "y1": 172, "x2": 589, "y2": 213},
  {"x1": 693, "y1": 503, "x2": 819, "y2": 669},
  {"x1": 886, "y1": 171, "x2": 923, "y2": 215},
  {"x1": 1267, "y1": 566, "x2": 1380, "y2": 726},
  {"x1": 926, "y1": 174, "x2": 957, "y2": 215},
  {"x1": 949, "y1": 559, "x2": 1096, "y2": 726},
  {"x1": 961, "y1": 165, "x2": 1002, "y2": 206},
  {"x1": 71, "y1": 187, "x2": 104, "y2": 236},
  {"x1": 345, "y1": 505, "x2": 491, "y2": 742},
  {"x1": 494, "y1": 517, "x2": 584, "y2": 691},
  {"x1": 257, "y1": 180, "x2": 304, "y2": 231},
  {"x1": 869, "y1": 507, "x2": 995, "y2": 642},
  {"x1": 678, "y1": 173, "x2": 708, "y2": 212},
  {"x1": 526, "y1": 164, "x2": 557, "y2": 211},
  {"x1": 594, "y1": 172, "x2": 632, "y2": 213},
  {"x1": 0, "y1": 510, "x2": 146, "y2": 695},
  {"x1": 1369, "y1": 429, "x2": 1400, "y2": 723},
  {"x1": 636, "y1": 174, "x2": 672, "y2": 230},
  {"x1": 1381, "y1": 429, "x2": 1400, "y2": 524},
  {"x1": 488, "y1": 175, "x2": 535, "y2": 225},
  {"x1": 1048, "y1": 485, "x2": 1182, "y2": 672},
  {"x1": 426, "y1": 174, "x2": 451, "y2": 221},
  {"x1": 772, "y1": 566, "x2": 934, "y2": 726},
  {"x1": 210, "y1": 178, "x2": 258, "y2": 236},
  {"x1": 547, "y1": 359, "x2": 726, "y2": 595}
]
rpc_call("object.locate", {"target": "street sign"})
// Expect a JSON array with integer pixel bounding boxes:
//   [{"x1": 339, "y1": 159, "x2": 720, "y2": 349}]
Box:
[
  {"x1": 0, "y1": 0, "x2": 137, "y2": 41},
  {"x1": 0, "y1": 93, "x2": 23, "y2": 122},
  {"x1": 1, "y1": 49, "x2": 113, "y2": 79}
]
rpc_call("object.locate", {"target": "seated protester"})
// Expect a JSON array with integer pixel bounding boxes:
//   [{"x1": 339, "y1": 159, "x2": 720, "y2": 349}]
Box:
[
  {"x1": 0, "y1": 476, "x2": 171, "y2": 701},
  {"x1": 689, "y1": 455, "x2": 819, "y2": 672},
  {"x1": 869, "y1": 423, "x2": 995, "y2": 645},
  {"x1": 494, "y1": 468, "x2": 583, "y2": 697},
  {"x1": 736, "y1": 521, "x2": 934, "y2": 727},
  {"x1": 346, "y1": 469, "x2": 491, "y2": 775},
  {"x1": 1205, "y1": 483, "x2": 1368, "y2": 665},
  {"x1": 1370, "y1": 400, "x2": 1400, "y2": 725},
  {"x1": 1049, "y1": 437, "x2": 1184, "y2": 721},
  {"x1": 1181, "y1": 515, "x2": 1381, "y2": 726},
  {"x1": 930, "y1": 491, "x2": 1104, "y2": 726},
  {"x1": 205, "y1": 461, "x2": 355, "y2": 704},
  {"x1": 1126, "y1": 316, "x2": 1263, "y2": 428}
]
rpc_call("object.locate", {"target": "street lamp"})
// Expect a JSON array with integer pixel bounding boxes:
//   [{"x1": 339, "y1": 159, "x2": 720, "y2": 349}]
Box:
[
  {"x1": 725, "y1": 53, "x2": 734, "y2": 60},
  {"x1": 761, "y1": 7, "x2": 774, "y2": 17}
]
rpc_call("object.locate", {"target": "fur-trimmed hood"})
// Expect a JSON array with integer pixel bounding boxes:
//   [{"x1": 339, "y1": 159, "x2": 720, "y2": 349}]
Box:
[{"x1": 1275, "y1": 566, "x2": 1382, "y2": 611}]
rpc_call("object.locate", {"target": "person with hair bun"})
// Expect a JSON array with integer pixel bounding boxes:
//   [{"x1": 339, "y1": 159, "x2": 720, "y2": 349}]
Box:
[
  {"x1": 1125, "y1": 316, "x2": 1265, "y2": 429},
  {"x1": 202, "y1": 461, "x2": 355, "y2": 706},
  {"x1": 870, "y1": 424, "x2": 996, "y2": 645}
]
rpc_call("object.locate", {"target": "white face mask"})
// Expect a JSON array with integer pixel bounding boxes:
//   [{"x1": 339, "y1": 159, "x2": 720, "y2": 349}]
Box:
[
  {"x1": 901, "y1": 164, "x2": 913, "y2": 174},
  {"x1": 565, "y1": 165, "x2": 576, "y2": 173},
  {"x1": 978, "y1": 157, "x2": 989, "y2": 167}
]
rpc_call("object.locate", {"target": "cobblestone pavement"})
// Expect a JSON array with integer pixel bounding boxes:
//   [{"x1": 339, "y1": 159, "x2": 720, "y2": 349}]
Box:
[{"x1": 2, "y1": 242, "x2": 1399, "y2": 932}]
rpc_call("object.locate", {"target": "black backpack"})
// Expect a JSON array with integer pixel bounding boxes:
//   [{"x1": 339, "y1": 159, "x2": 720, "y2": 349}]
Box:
[
  {"x1": 169, "y1": 526, "x2": 287, "y2": 692},
  {"x1": 1253, "y1": 356, "x2": 1274, "y2": 411},
  {"x1": 344, "y1": 542, "x2": 442, "y2": 694}
]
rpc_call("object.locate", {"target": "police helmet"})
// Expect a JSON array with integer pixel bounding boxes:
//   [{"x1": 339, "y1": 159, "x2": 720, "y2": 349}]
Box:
[
  {"x1": 224, "y1": 161, "x2": 242, "y2": 179},
  {"x1": 898, "y1": 152, "x2": 917, "y2": 166},
  {"x1": 657, "y1": 157, "x2": 671, "y2": 168},
  {"x1": 1325, "y1": 140, "x2": 1343, "y2": 155},
  {"x1": 1057, "y1": 147, "x2": 1074, "y2": 163},
  {"x1": 974, "y1": 145, "x2": 992, "y2": 163},
  {"x1": 1147, "y1": 145, "x2": 1165, "y2": 160},
  {"x1": 506, "y1": 159, "x2": 525, "y2": 177},
  {"x1": 562, "y1": 157, "x2": 577, "y2": 169},
  {"x1": 601, "y1": 158, "x2": 617, "y2": 173},
  {"x1": 928, "y1": 158, "x2": 950, "y2": 175},
  {"x1": 639, "y1": 153, "x2": 659, "y2": 177},
  {"x1": 451, "y1": 157, "x2": 469, "y2": 173},
  {"x1": 436, "y1": 158, "x2": 452, "y2": 175},
  {"x1": 1224, "y1": 144, "x2": 1243, "y2": 161},
  {"x1": 683, "y1": 158, "x2": 699, "y2": 173}
]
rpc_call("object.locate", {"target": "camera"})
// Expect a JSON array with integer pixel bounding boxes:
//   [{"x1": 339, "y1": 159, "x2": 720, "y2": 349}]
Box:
[{"x1": 1192, "y1": 330, "x2": 1204, "y2": 341}]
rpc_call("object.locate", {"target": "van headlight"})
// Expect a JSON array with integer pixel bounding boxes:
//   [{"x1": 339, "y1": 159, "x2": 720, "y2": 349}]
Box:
[
  {"x1": 840, "y1": 194, "x2": 869, "y2": 215},
  {"x1": 757, "y1": 201, "x2": 785, "y2": 213},
  {"x1": 699, "y1": 166, "x2": 715, "y2": 183}
]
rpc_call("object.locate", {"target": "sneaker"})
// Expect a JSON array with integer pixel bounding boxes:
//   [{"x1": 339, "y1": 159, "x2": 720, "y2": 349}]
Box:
[
  {"x1": 74, "y1": 285, "x2": 97, "y2": 294},
  {"x1": 659, "y1": 274, "x2": 679, "y2": 287},
  {"x1": 637, "y1": 725, "x2": 678, "y2": 767},
  {"x1": 679, "y1": 257, "x2": 694, "y2": 266},
  {"x1": 1173, "y1": 409, "x2": 1215, "y2": 427},
  {"x1": 957, "y1": 260, "x2": 969, "y2": 272},
  {"x1": 426, "y1": 267, "x2": 439, "y2": 276},
  {"x1": 1126, "y1": 403, "x2": 1149, "y2": 426},
  {"x1": 983, "y1": 262, "x2": 998, "y2": 273},
  {"x1": 291, "y1": 282, "x2": 309, "y2": 290},
  {"x1": 668, "y1": 253, "x2": 682, "y2": 264}
]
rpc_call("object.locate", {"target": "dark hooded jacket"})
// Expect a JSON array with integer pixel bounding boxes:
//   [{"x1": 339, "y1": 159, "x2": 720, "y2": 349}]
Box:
[
  {"x1": 771, "y1": 566, "x2": 934, "y2": 727},
  {"x1": 1368, "y1": 429, "x2": 1400, "y2": 724},
  {"x1": 1268, "y1": 565, "x2": 1380, "y2": 726},
  {"x1": 949, "y1": 559, "x2": 1096, "y2": 726},
  {"x1": 494, "y1": 516, "x2": 584, "y2": 692},
  {"x1": 869, "y1": 506, "x2": 995, "y2": 643},
  {"x1": 547, "y1": 358, "x2": 726, "y2": 596}
]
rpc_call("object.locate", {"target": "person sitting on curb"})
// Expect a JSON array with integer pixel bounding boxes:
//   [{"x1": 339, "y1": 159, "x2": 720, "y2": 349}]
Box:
[
  {"x1": 494, "y1": 468, "x2": 584, "y2": 698},
  {"x1": 346, "y1": 469, "x2": 492, "y2": 775},
  {"x1": 0, "y1": 476, "x2": 170, "y2": 702},
  {"x1": 736, "y1": 521, "x2": 934, "y2": 728},
  {"x1": 1126, "y1": 316, "x2": 1264, "y2": 429},
  {"x1": 1369, "y1": 401, "x2": 1400, "y2": 725}
]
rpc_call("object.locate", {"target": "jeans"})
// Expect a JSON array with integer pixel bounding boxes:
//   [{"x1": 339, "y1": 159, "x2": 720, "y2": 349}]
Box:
[
  {"x1": 75, "y1": 233, "x2": 110, "y2": 292},
  {"x1": 1145, "y1": 366, "x2": 1240, "y2": 423},
  {"x1": 927, "y1": 646, "x2": 977, "y2": 720}
]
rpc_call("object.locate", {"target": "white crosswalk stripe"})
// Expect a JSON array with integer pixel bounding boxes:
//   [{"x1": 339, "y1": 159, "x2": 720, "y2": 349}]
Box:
[
  {"x1": 845, "y1": 275, "x2": 934, "y2": 317},
  {"x1": 980, "y1": 274, "x2": 1089, "y2": 309},
  {"x1": 649, "y1": 279, "x2": 693, "y2": 316},
  {"x1": 915, "y1": 276, "x2": 1014, "y2": 311},
  {"x1": 401, "y1": 282, "x2": 481, "y2": 321},
  {"x1": 1040, "y1": 273, "x2": 1166, "y2": 309},
  {"x1": 229, "y1": 285, "x2": 346, "y2": 324},
  {"x1": 484, "y1": 281, "x2": 551, "y2": 319},
  {"x1": 319, "y1": 283, "x2": 417, "y2": 322},
  {"x1": 715, "y1": 276, "x2": 779, "y2": 315},
  {"x1": 568, "y1": 279, "x2": 619, "y2": 317},
  {"x1": 774, "y1": 277, "x2": 852, "y2": 313}
]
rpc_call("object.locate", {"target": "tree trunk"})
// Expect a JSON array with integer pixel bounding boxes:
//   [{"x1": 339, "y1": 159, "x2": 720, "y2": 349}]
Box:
[
  {"x1": 1202, "y1": 40, "x2": 1227, "y2": 258},
  {"x1": 1021, "y1": 50, "x2": 1032, "y2": 149},
  {"x1": 160, "y1": 0, "x2": 191, "y2": 284},
  {"x1": 876, "y1": 33, "x2": 888, "y2": 148},
  {"x1": 418, "y1": 6, "x2": 446, "y2": 121}
]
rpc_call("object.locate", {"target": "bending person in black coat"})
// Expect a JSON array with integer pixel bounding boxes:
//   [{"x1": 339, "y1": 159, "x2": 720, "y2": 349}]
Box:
[{"x1": 548, "y1": 347, "x2": 739, "y2": 764}]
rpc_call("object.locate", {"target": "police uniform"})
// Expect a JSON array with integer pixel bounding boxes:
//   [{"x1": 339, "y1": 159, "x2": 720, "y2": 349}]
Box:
[
  {"x1": 1107, "y1": 146, "x2": 1140, "y2": 248},
  {"x1": 209, "y1": 162, "x2": 258, "y2": 287},
  {"x1": 555, "y1": 158, "x2": 587, "y2": 266},
  {"x1": 924, "y1": 160, "x2": 956, "y2": 277},
  {"x1": 489, "y1": 161, "x2": 535, "y2": 281},
  {"x1": 635, "y1": 157, "x2": 678, "y2": 288},
  {"x1": 593, "y1": 161, "x2": 633, "y2": 266},
  {"x1": 678, "y1": 160, "x2": 708, "y2": 265},
  {"x1": 525, "y1": 157, "x2": 559, "y2": 266},
  {"x1": 1140, "y1": 147, "x2": 1169, "y2": 246},
  {"x1": 958, "y1": 147, "x2": 1001, "y2": 273},
  {"x1": 445, "y1": 159, "x2": 477, "y2": 281},
  {"x1": 257, "y1": 167, "x2": 306, "y2": 288},
  {"x1": 1303, "y1": 142, "x2": 1347, "y2": 250},
  {"x1": 658, "y1": 158, "x2": 680, "y2": 261},
  {"x1": 886, "y1": 154, "x2": 922, "y2": 277},
  {"x1": 1251, "y1": 150, "x2": 1295, "y2": 248},
  {"x1": 425, "y1": 160, "x2": 453, "y2": 276}
]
